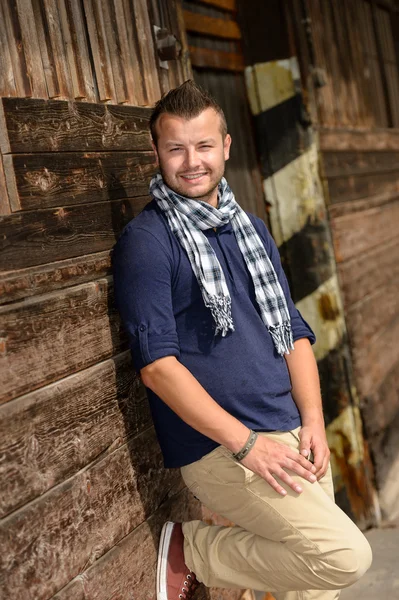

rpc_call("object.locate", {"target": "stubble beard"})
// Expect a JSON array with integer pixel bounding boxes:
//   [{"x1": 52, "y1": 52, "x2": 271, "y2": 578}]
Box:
[{"x1": 158, "y1": 163, "x2": 225, "y2": 203}]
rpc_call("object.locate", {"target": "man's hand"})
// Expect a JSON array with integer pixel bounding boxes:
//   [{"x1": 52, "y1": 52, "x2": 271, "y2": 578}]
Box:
[
  {"x1": 240, "y1": 435, "x2": 317, "y2": 497},
  {"x1": 298, "y1": 424, "x2": 330, "y2": 480}
]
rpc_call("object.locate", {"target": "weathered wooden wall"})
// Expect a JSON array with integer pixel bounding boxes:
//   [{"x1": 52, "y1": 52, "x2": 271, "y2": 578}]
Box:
[
  {"x1": 290, "y1": 0, "x2": 399, "y2": 520},
  {"x1": 0, "y1": 2, "x2": 246, "y2": 599}
]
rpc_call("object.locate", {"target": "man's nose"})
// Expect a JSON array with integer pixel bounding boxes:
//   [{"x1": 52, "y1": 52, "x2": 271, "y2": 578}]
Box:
[{"x1": 184, "y1": 148, "x2": 201, "y2": 170}]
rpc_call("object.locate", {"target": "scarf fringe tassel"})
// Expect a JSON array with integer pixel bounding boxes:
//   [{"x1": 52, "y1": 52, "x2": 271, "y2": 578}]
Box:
[
  {"x1": 206, "y1": 294, "x2": 235, "y2": 337},
  {"x1": 269, "y1": 322, "x2": 295, "y2": 356}
]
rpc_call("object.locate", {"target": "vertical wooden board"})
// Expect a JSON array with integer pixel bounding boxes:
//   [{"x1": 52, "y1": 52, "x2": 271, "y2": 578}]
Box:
[
  {"x1": 2, "y1": 0, "x2": 32, "y2": 97},
  {"x1": 83, "y1": 0, "x2": 116, "y2": 102},
  {"x1": 0, "y1": 154, "x2": 12, "y2": 216},
  {"x1": 59, "y1": 0, "x2": 96, "y2": 101},
  {"x1": 134, "y1": 0, "x2": 162, "y2": 104},
  {"x1": 175, "y1": 0, "x2": 194, "y2": 81},
  {"x1": 306, "y1": 0, "x2": 335, "y2": 126},
  {"x1": 31, "y1": 0, "x2": 61, "y2": 99},
  {"x1": 121, "y1": 0, "x2": 148, "y2": 105},
  {"x1": 0, "y1": 2, "x2": 17, "y2": 97},
  {"x1": 100, "y1": 0, "x2": 129, "y2": 104},
  {"x1": 15, "y1": 0, "x2": 48, "y2": 98},
  {"x1": 113, "y1": 0, "x2": 140, "y2": 105}
]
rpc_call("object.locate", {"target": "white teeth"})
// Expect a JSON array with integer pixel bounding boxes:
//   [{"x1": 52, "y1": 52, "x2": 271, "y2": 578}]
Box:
[{"x1": 182, "y1": 174, "x2": 205, "y2": 180}]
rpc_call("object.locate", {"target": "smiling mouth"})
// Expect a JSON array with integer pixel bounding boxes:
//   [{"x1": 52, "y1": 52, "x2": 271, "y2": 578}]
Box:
[{"x1": 180, "y1": 172, "x2": 207, "y2": 181}]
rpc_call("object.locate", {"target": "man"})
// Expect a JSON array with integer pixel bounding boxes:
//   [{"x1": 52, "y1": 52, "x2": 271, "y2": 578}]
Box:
[{"x1": 112, "y1": 80, "x2": 371, "y2": 600}]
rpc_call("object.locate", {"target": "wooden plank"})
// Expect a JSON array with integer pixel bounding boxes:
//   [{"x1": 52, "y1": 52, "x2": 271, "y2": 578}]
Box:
[
  {"x1": 328, "y1": 188, "x2": 399, "y2": 218},
  {"x1": 0, "y1": 427, "x2": 185, "y2": 600},
  {"x1": 83, "y1": 0, "x2": 116, "y2": 102},
  {"x1": 352, "y1": 314, "x2": 399, "y2": 397},
  {"x1": 31, "y1": 0, "x2": 61, "y2": 99},
  {"x1": 0, "y1": 154, "x2": 11, "y2": 216},
  {"x1": 326, "y1": 169, "x2": 399, "y2": 204},
  {"x1": 183, "y1": 10, "x2": 241, "y2": 40},
  {"x1": 57, "y1": 0, "x2": 96, "y2": 101},
  {"x1": 361, "y1": 360, "x2": 399, "y2": 438},
  {"x1": 133, "y1": 0, "x2": 162, "y2": 104},
  {"x1": 174, "y1": 0, "x2": 194, "y2": 81},
  {"x1": 322, "y1": 150, "x2": 399, "y2": 178},
  {"x1": 0, "y1": 196, "x2": 149, "y2": 271},
  {"x1": 101, "y1": 0, "x2": 129, "y2": 104},
  {"x1": 15, "y1": 0, "x2": 48, "y2": 98},
  {"x1": 3, "y1": 151, "x2": 156, "y2": 211},
  {"x1": 319, "y1": 127, "x2": 399, "y2": 151},
  {"x1": 346, "y1": 279, "x2": 399, "y2": 349},
  {"x1": 189, "y1": 45, "x2": 244, "y2": 71},
  {"x1": 0, "y1": 277, "x2": 128, "y2": 403},
  {"x1": 0, "y1": 98, "x2": 152, "y2": 154},
  {"x1": 52, "y1": 488, "x2": 201, "y2": 600},
  {"x1": 2, "y1": 0, "x2": 32, "y2": 97},
  {"x1": 0, "y1": 1, "x2": 17, "y2": 96},
  {"x1": 331, "y1": 200, "x2": 399, "y2": 263},
  {"x1": 0, "y1": 352, "x2": 150, "y2": 517},
  {"x1": 113, "y1": 0, "x2": 141, "y2": 105},
  {"x1": 0, "y1": 251, "x2": 111, "y2": 305},
  {"x1": 337, "y1": 236, "x2": 399, "y2": 308},
  {"x1": 197, "y1": 0, "x2": 236, "y2": 11}
]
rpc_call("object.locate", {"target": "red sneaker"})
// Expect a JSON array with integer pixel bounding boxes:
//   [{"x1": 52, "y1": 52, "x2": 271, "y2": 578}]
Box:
[{"x1": 157, "y1": 521, "x2": 199, "y2": 600}]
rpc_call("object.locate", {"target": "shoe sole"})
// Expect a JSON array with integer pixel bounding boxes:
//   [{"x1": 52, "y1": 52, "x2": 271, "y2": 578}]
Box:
[{"x1": 157, "y1": 521, "x2": 174, "y2": 600}]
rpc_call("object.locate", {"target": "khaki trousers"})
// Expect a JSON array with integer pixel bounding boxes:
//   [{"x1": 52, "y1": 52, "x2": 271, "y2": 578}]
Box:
[{"x1": 180, "y1": 428, "x2": 372, "y2": 599}]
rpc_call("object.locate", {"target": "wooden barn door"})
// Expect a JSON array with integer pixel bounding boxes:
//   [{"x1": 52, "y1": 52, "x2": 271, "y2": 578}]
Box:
[{"x1": 182, "y1": 0, "x2": 267, "y2": 222}]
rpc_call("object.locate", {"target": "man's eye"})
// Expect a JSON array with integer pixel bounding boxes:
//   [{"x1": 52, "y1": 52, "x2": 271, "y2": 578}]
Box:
[
  {"x1": 199, "y1": 145, "x2": 212, "y2": 149},
  {"x1": 169, "y1": 148, "x2": 181, "y2": 152}
]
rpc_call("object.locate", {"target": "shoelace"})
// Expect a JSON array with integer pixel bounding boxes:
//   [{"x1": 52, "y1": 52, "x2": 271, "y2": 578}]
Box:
[{"x1": 178, "y1": 571, "x2": 199, "y2": 599}]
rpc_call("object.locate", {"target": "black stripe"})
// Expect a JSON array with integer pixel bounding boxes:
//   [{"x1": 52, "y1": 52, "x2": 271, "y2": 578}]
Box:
[
  {"x1": 279, "y1": 218, "x2": 334, "y2": 304},
  {"x1": 254, "y1": 93, "x2": 312, "y2": 177}
]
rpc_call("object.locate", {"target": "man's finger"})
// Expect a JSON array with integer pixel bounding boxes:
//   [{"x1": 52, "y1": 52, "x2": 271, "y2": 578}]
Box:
[
  {"x1": 299, "y1": 431, "x2": 312, "y2": 458},
  {"x1": 265, "y1": 472, "x2": 287, "y2": 497}
]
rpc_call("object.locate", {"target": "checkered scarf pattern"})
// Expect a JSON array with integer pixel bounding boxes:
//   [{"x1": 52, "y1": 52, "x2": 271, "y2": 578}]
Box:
[{"x1": 150, "y1": 173, "x2": 294, "y2": 356}]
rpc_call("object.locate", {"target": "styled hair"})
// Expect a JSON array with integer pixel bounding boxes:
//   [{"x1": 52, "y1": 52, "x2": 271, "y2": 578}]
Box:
[{"x1": 149, "y1": 79, "x2": 228, "y2": 143}]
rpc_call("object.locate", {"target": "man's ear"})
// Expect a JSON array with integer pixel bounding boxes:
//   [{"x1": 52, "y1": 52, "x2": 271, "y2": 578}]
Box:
[
  {"x1": 151, "y1": 140, "x2": 159, "y2": 165},
  {"x1": 224, "y1": 134, "x2": 232, "y2": 161}
]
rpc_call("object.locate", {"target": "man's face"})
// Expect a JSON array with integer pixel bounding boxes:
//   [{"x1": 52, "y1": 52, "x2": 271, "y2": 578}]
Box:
[{"x1": 152, "y1": 107, "x2": 231, "y2": 207}]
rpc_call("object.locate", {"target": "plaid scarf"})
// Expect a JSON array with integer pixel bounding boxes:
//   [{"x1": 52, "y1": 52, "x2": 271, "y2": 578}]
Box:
[{"x1": 150, "y1": 173, "x2": 294, "y2": 356}]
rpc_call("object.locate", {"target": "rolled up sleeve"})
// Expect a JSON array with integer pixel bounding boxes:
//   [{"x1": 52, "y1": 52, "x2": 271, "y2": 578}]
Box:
[
  {"x1": 255, "y1": 218, "x2": 316, "y2": 345},
  {"x1": 112, "y1": 225, "x2": 180, "y2": 372}
]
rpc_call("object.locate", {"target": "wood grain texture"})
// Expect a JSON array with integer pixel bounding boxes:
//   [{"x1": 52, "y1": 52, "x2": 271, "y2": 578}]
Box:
[
  {"x1": 0, "y1": 251, "x2": 111, "y2": 305},
  {"x1": 346, "y1": 279, "x2": 399, "y2": 349},
  {"x1": 183, "y1": 10, "x2": 241, "y2": 39},
  {"x1": 351, "y1": 314, "x2": 399, "y2": 397},
  {"x1": 51, "y1": 488, "x2": 202, "y2": 600},
  {"x1": 0, "y1": 97, "x2": 152, "y2": 154},
  {"x1": 133, "y1": 0, "x2": 161, "y2": 104},
  {"x1": 322, "y1": 150, "x2": 399, "y2": 178},
  {"x1": 0, "y1": 153, "x2": 11, "y2": 216},
  {"x1": 0, "y1": 196, "x2": 148, "y2": 271},
  {"x1": 337, "y1": 236, "x2": 399, "y2": 308},
  {"x1": 330, "y1": 200, "x2": 399, "y2": 262},
  {"x1": 58, "y1": 0, "x2": 96, "y2": 101},
  {"x1": 83, "y1": 0, "x2": 116, "y2": 102},
  {"x1": 0, "y1": 427, "x2": 184, "y2": 600},
  {"x1": 0, "y1": 277, "x2": 127, "y2": 403},
  {"x1": 327, "y1": 168, "x2": 399, "y2": 204},
  {"x1": 189, "y1": 45, "x2": 244, "y2": 71},
  {"x1": 0, "y1": 352, "x2": 150, "y2": 517},
  {"x1": 15, "y1": 0, "x2": 48, "y2": 98},
  {"x1": 197, "y1": 0, "x2": 236, "y2": 11},
  {"x1": 1, "y1": 0, "x2": 32, "y2": 97},
  {"x1": 3, "y1": 151, "x2": 156, "y2": 211},
  {"x1": 0, "y1": 1, "x2": 17, "y2": 97},
  {"x1": 361, "y1": 360, "x2": 399, "y2": 438},
  {"x1": 319, "y1": 127, "x2": 399, "y2": 151}
]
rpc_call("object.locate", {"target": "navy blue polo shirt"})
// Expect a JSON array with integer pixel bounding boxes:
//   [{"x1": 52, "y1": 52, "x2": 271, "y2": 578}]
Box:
[{"x1": 112, "y1": 199, "x2": 316, "y2": 468}]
